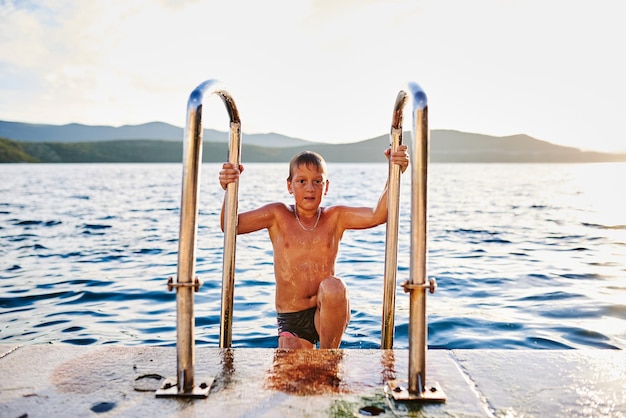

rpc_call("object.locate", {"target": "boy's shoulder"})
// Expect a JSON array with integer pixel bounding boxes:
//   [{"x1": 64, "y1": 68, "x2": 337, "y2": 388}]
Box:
[
  {"x1": 323, "y1": 204, "x2": 349, "y2": 214},
  {"x1": 261, "y1": 201, "x2": 292, "y2": 214}
]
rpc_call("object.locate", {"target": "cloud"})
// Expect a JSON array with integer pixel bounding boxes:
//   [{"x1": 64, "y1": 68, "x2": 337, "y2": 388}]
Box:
[{"x1": 1, "y1": 0, "x2": 625, "y2": 152}]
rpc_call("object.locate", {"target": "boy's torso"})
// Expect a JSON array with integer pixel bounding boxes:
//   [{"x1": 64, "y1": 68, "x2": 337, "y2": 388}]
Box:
[{"x1": 269, "y1": 205, "x2": 343, "y2": 313}]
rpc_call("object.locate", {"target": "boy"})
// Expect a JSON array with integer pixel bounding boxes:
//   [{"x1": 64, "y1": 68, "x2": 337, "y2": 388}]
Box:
[{"x1": 219, "y1": 146, "x2": 409, "y2": 349}]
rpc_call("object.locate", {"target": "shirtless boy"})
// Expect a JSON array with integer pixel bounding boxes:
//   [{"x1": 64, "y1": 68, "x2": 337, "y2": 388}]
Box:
[{"x1": 219, "y1": 145, "x2": 409, "y2": 349}]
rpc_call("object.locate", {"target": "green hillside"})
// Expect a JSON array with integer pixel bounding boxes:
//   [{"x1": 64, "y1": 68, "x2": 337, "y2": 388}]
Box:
[
  {"x1": 0, "y1": 137, "x2": 393, "y2": 163},
  {"x1": 2, "y1": 134, "x2": 626, "y2": 164},
  {"x1": 0, "y1": 138, "x2": 38, "y2": 162},
  {"x1": 22, "y1": 139, "x2": 183, "y2": 163}
]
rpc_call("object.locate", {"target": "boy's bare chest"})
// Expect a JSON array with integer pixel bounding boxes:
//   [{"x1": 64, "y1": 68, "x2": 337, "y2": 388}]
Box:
[
  {"x1": 278, "y1": 223, "x2": 338, "y2": 249},
  {"x1": 288, "y1": 233, "x2": 328, "y2": 248}
]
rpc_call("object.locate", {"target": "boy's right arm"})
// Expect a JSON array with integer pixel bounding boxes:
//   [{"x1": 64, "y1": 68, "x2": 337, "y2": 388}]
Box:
[{"x1": 218, "y1": 162, "x2": 276, "y2": 234}]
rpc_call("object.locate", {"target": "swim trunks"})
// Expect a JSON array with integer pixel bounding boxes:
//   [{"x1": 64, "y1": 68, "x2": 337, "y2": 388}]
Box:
[{"x1": 277, "y1": 307, "x2": 319, "y2": 345}]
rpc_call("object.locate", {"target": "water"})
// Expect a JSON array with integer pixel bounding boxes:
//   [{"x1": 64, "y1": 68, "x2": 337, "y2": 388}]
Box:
[{"x1": 1, "y1": 162, "x2": 625, "y2": 350}]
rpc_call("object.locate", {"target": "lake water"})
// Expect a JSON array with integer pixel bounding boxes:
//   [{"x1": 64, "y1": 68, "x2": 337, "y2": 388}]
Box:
[{"x1": 1, "y1": 162, "x2": 625, "y2": 350}]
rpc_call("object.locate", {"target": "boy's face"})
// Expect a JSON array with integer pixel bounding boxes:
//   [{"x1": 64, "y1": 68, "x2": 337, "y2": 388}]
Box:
[{"x1": 287, "y1": 163, "x2": 329, "y2": 210}]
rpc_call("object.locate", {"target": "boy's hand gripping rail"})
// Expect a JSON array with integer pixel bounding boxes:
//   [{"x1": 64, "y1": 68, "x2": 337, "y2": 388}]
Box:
[
  {"x1": 384, "y1": 82, "x2": 446, "y2": 403},
  {"x1": 157, "y1": 79, "x2": 241, "y2": 399}
]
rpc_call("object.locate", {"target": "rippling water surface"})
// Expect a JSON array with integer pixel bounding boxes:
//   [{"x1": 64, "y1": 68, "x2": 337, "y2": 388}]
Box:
[{"x1": 1, "y1": 162, "x2": 625, "y2": 349}]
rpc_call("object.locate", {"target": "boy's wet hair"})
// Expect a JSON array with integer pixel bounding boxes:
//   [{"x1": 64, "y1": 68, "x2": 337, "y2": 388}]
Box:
[{"x1": 288, "y1": 151, "x2": 328, "y2": 181}]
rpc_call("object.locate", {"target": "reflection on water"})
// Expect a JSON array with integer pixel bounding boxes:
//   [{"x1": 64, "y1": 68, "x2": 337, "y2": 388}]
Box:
[
  {"x1": 380, "y1": 350, "x2": 396, "y2": 383},
  {"x1": 219, "y1": 348, "x2": 235, "y2": 386}
]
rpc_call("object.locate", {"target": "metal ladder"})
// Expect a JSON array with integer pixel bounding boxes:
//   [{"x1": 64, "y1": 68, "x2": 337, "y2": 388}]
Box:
[{"x1": 157, "y1": 79, "x2": 444, "y2": 402}]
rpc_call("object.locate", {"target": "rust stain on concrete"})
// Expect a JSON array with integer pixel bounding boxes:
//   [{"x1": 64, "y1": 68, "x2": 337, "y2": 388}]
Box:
[
  {"x1": 264, "y1": 349, "x2": 349, "y2": 395},
  {"x1": 51, "y1": 347, "x2": 145, "y2": 394}
]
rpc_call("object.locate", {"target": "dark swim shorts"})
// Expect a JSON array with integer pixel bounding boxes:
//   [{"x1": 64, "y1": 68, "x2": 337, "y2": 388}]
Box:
[{"x1": 277, "y1": 307, "x2": 319, "y2": 345}]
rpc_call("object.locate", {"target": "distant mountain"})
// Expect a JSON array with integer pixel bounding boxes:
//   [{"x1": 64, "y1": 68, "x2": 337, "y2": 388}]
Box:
[
  {"x1": 1, "y1": 120, "x2": 625, "y2": 163},
  {"x1": 0, "y1": 120, "x2": 315, "y2": 148},
  {"x1": 427, "y1": 130, "x2": 626, "y2": 163}
]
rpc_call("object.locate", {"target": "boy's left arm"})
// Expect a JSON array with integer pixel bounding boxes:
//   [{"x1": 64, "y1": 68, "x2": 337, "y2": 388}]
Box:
[{"x1": 339, "y1": 146, "x2": 409, "y2": 230}]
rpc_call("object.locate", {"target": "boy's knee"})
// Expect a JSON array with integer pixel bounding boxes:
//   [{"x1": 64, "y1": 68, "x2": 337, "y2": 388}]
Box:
[{"x1": 319, "y1": 276, "x2": 348, "y2": 304}]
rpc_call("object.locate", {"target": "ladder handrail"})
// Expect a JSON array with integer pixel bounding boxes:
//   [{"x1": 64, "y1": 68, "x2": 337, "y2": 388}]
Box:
[
  {"x1": 407, "y1": 81, "x2": 429, "y2": 395},
  {"x1": 175, "y1": 79, "x2": 241, "y2": 394},
  {"x1": 381, "y1": 91, "x2": 407, "y2": 349},
  {"x1": 220, "y1": 104, "x2": 242, "y2": 349}
]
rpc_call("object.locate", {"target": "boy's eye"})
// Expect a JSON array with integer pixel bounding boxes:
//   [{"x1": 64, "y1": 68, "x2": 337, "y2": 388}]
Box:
[{"x1": 294, "y1": 178, "x2": 325, "y2": 186}]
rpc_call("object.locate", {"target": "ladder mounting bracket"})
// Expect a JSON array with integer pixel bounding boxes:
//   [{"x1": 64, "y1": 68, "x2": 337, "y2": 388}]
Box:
[{"x1": 401, "y1": 278, "x2": 437, "y2": 294}]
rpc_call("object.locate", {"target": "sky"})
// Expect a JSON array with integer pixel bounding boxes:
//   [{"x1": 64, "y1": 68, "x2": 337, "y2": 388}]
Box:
[{"x1": 1, "y1": 0, "x2": 625, "y2": 153}]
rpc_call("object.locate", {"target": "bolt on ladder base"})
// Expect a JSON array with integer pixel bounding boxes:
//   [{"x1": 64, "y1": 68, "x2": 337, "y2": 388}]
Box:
[
  {"x1": 155, "y1": 377, "x2": 213, "y2": 398},
  {"x1": 384, "y1": 380, "x2": 446, "y2": 403}
]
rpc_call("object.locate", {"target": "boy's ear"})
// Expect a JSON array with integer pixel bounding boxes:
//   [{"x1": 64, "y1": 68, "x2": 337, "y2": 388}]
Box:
[
  {"x1": 287, "y1": 179, "x2": 293, "y2": 194},
  {"x1": 324, "y1": 180, "x2": 329, "y2": 196}
]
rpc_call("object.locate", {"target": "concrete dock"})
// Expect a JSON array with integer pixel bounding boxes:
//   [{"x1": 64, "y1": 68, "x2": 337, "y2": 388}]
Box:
[{"x1": 1, "y1": 344, "x2": 624, "y2": 417}]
